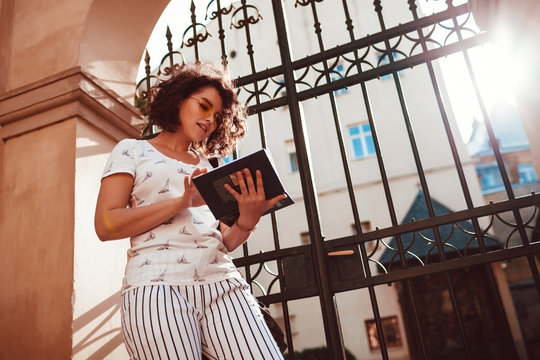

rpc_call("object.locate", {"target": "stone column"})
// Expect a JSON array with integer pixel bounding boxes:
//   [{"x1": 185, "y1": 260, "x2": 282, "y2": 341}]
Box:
[{"x1": 0, "y1": 67, "x2": 142, "y2": 359}]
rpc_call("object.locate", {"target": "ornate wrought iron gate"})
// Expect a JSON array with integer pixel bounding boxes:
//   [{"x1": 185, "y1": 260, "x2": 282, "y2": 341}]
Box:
[{"x1": 136, "y1": 1, "x2": 540, "y2": 359}]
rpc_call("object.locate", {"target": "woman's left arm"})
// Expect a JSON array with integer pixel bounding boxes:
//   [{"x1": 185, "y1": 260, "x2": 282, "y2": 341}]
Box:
[{"x1": 221, "y1": 168, "x2": 286, "y2": 251}]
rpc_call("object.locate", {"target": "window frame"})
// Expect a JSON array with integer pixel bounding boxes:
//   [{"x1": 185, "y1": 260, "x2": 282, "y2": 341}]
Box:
[{"x1": 348, "y1": 122, "x2": 376, "y2": 160}]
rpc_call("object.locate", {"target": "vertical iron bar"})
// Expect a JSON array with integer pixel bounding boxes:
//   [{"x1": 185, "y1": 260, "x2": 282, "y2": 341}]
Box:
[
  {"x1": 451, "y1": 8, "x2": 540, "y2": 298},
  {"x1": 373, "y1": 0, "x2": 448, "y2": 263},
  {"x1": 235, "y1": 0, "x2": 267, "y2": 284},
  {"x1": 444, "y1": 271, "x2": 473, "y2": 359},
  {"x1": 281, "y1": 301, "x2": 296, "y2": 359},
  {"x1": 214, "y1": 0, "x2": 229, "y2": 69},
  {"x1": 408, "y1": 3, "x2": 520, "y2": 357},
  {"x1": 165, "y1": 26, "x2": 174, "y2": 71},
  {"x1": 373, "y1": 1, "x2": 472, "y2": 357},
  {"x1": 407, "y1": 1, "x2": 489, "y2": 252},
  {"x1": 271, "y1": 0, "x2": 346, "y2": 358},
  {"x1": 189, "y1": 1, "x2": 200, "y2": 62},
  {"x1": 339, "y1": 0, "x2": 417, "y2": 358}
]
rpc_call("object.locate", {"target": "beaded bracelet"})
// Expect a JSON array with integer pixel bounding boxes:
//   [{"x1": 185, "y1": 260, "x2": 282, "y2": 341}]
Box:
[{"x1": 235, "y1": 219, "x2": 257, "y2": 233}]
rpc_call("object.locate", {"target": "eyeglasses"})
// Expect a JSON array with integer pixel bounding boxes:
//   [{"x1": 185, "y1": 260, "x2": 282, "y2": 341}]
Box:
[{"x1": 188, "y1": 96, "x2": 223, "y2": 123}]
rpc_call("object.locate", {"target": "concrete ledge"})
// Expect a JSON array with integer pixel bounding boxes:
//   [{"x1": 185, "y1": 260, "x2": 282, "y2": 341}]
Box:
[{"x1": 0, "y1": 67, "x2": 143, "y2": 141}]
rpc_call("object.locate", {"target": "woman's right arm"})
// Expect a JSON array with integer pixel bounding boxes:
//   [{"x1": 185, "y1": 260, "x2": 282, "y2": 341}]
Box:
[{"x1": 94, "y1": 173, "x2": 188, "y2": 241}]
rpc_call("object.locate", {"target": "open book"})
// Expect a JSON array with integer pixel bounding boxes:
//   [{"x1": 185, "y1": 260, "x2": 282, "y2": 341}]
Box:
[{"x1": 193, "y1": 149, "x2": 294, "y2": 226}]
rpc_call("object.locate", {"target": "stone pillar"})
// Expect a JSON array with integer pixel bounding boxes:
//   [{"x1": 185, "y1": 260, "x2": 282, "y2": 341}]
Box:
[{"x1": 0, "y1": 67, "x2": 142, "y2": 359}]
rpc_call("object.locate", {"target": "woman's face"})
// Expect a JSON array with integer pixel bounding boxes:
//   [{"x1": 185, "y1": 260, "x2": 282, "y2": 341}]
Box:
[{"x1": 177, "y1": 85, "x2": 223, "y2": 142}]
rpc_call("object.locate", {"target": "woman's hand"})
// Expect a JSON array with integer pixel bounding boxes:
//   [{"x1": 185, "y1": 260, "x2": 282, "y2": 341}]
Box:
[
  {"x1": 224, "y1": 168, "x2": 287, "y2": 229},
  {"x1": 180, "y1": 167, "x2": 208, "y2": 208}
]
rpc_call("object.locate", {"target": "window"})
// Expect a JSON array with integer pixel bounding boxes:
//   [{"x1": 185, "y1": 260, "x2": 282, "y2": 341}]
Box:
[
  {"x1": 330, "y1": 63, "x2": 348, "y2": 95},
  {"x1": 365, "y1": 316, "x2": 403, "y2": 351},
  {"x1": 476, "y1": 164, "x2": 504, "y2": 192},
  {"x1": 300, "y1": 231, "x2": 310, "y2": 245},
  {"x1": 348, "y1": 123, "x2": 376, "y2": 159},
  {"x1": 518, "y1": 163, "x2": 537, "y2": 183},
  {"x1": 289, "y1": 153, "x2": 299, "y2": 172},
  {"x1": 377, "y1": 52, "x2": 402, "y2": 80},
  {"x1": 351, "y1": 221, "x2": 372, "y2": 234},
  {"x1": 285, "y1": 140, "x2": 298, "y2": 172}
]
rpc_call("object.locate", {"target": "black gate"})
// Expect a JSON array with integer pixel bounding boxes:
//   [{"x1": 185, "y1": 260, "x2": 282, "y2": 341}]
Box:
[{"x1": 136, "y1": 1, "x2": 540, "y2": 359}]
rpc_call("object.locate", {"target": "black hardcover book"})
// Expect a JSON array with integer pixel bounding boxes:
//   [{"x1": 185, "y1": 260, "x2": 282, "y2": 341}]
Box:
[{"x1": 193, "y1": 149, "x2": 294, "y2": 226}]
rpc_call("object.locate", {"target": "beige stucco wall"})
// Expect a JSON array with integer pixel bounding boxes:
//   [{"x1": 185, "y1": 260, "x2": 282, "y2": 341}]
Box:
[
  {"x1": 0, "y1": 0, "x2": 167, "y2": 98},
  {"x1": 0, "y1": 0, "x2": 90, "y2": 92},
  {"x1": 0, "y1": 119, "x2": 76, "y2": 359},
  {"x1": 72, "y1": 119, "x2": 130, "y2": 359},
  {"x1": 0, "y1": 66, "x2": 144, "y2": 358}
]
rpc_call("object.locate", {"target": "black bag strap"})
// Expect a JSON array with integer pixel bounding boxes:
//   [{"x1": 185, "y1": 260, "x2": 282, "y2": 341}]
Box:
[{"x1": 209, "y1": 157, "x2": 219, "y2": 169}]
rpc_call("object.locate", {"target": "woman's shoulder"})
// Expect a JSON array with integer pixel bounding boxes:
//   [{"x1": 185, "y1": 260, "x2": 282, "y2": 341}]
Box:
[
  {"x1": 110, "y1": 138, "x2": 147, "y2": 158},
  {"x1": 116, "y1": 138, "x2": 151, "y2": 150},
  {"x1": 112, "y1": 138, "x2": 136, "y2": 149}
]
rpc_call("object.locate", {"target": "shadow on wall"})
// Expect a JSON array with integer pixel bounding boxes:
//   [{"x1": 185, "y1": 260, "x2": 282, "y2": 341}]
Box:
[{"x1": 72, "y1": 290, "x2": 123, "y2": 359}]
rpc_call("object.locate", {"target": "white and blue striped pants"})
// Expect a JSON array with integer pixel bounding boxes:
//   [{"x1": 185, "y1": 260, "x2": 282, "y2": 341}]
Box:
[{"x1": 121, "y1": 278, "x2": 284, "y2": 360}]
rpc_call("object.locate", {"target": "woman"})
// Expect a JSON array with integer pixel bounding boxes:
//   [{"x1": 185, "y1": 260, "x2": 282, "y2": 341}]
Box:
[{"x1": 94, "y1": 63, "x2": 286, "y2": 360}]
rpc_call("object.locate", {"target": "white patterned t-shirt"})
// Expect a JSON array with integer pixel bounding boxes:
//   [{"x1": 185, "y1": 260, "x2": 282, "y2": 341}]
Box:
[{"x1": 102, "y1": 139, "x2": 241, "y2": 293}]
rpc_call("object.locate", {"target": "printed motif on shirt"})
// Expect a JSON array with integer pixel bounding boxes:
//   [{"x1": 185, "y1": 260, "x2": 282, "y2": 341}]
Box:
[{"x1": 102, "y1": 139, "x2": 240, "y2": 292}]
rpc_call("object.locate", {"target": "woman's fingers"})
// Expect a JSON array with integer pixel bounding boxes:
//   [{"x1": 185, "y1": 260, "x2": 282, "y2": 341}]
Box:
[
  {"x1": 184, "y1": 174, "x2": 190, "y2": 190},
  {"x1": 243, "y1": 168, "x2": 257, "y2": 193},
  {"x1": 192, "y1": 167, "x2": 207, "y2": 178},
  {"x1": 254, "y1": 170, "x2": 264, "y2": 198},
  {"x1": 224, "y1": 184, "x2": 241, "y2": 202},
  {"x1": 268, "y1": 193, "x2": 287, "y2": 207},
  {"x1": 236, "y1": 169, "x2": 249, "y2": 194},
  {"x1": 224, "y1": 169, "x2": 275, "y2": 203}
]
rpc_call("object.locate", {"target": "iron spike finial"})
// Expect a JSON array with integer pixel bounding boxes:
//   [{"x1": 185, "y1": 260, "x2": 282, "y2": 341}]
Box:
[{"x1": 144, "y1": 49, "x2": 150, "y2": 64}]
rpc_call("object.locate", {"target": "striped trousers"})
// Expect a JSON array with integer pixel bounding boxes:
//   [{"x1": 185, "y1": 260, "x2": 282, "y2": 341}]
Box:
[{"x1": 121, "y1": 278, "x2": 284, "y2": 360}]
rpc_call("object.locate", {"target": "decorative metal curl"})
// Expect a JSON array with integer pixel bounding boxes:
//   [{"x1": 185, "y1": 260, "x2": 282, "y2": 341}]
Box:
[
  {"x1": 372, "y1": 35, "x2": 407, "y2": 68},
  {"x1": 381, "y1": 231, "x2": 425, "y2": 272},
  {"x1": 182, "y1": 24, "x2": 211, "y2": 48},
  {"x1": 230, "y1": 3, "x2": 262, "y2": 30},
  {"x1": 292, "y1": 66, "x2": 312, "y2": 91},
  {"x1": 205, "y1": 0, "x2": 234, "y2": 21},
  {"x1": 294, "y1": 0, "x2": 324, "y2": 8},
  {"x1": 238, "y1": 79, "x2": 272, "y2": 107},
  {"x1": 245, "y1": 255, "x2": 281, "y2": 297},
  {"x1": 438, "y1": 12, "x2": 479, "y2": 46},
  {"x1": 270, "y1": 76, "x2": 287, "y2": 100},
  {"x1": 341, "y1": 45, "x2": 375, "y2": 74},
  {"x1": 403, "y1": 23, "x2": 443, "y2": 57},
  {"x1": 159, "y1": 26, "x2": 186, "y2": 76},
  {"x1": 310, "y1": 56, "x2": 342, "y2": 88}
]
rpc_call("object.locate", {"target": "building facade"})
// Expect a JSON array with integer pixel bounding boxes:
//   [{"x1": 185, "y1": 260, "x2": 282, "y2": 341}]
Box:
[{"x1": 1, "y1": 1, "x2": 539, "y2": 359}]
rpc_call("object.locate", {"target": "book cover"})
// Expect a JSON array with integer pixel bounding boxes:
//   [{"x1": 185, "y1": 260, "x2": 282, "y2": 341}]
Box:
[{"x1": 193, "y1": 149, "x2": 294, "y2": 226}]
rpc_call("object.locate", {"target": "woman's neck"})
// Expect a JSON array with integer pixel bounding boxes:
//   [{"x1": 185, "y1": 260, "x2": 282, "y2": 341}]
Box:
[{"x1": 148, "y1": 132, "x2": 199, "y2": 164}]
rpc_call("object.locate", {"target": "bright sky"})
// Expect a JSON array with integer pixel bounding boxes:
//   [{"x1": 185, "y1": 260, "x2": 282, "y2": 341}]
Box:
[
  {"x1": 139, "y1": 0, "x2": 519, "y2": 143},
  {"x1": 418, "y1": 0, "x2": 519, "y2": 141},
  {"x1": 136, "y1": 0, "x2": 220, "y2": 82}
]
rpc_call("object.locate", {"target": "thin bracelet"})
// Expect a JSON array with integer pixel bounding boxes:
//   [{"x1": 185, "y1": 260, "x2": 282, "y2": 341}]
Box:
[{"x1": 234, "y1": 219, "x2": 257, "y2": 233}]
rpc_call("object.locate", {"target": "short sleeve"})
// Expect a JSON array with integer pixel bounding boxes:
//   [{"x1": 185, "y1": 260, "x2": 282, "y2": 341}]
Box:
[{"x1": 102, "y1": 139, "x2": 138, "y2": 179}]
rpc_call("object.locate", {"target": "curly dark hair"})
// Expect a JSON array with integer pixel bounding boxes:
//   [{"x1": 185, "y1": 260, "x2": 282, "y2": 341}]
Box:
[{"x1": 147, "y1": 63, "x2": 247, "y2": 157}]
